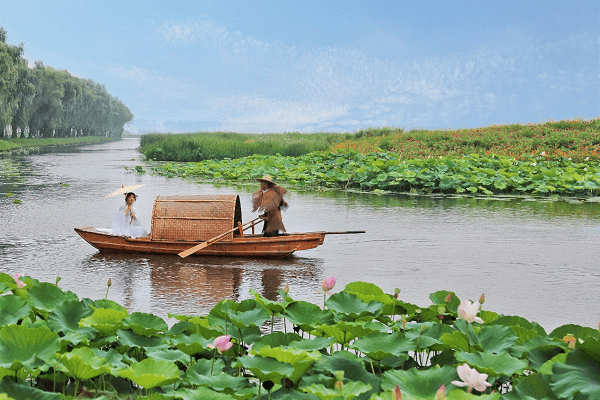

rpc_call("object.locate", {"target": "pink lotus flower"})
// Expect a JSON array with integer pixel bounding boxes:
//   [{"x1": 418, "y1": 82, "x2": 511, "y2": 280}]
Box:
[
  {"x1": 457, "y1": 300, "x2": 484, "y2": 324},
  {"x1": 208, "y1": 335, "x2": 233, "y2": 353},
  {"x1": 451, "y1": 364, "x2": 491, "y2": 393},
  {"x1": 13, "y1": 273, "x2": 26, "y2": 289},
  {"x1": 321, "y1": 277, "x2": 336, "y2": 292},
  {"x1": 436, "y1": 384, "x2": 446, "y2": 400}
]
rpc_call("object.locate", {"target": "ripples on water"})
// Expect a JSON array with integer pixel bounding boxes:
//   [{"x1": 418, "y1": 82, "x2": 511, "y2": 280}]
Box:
[{"x1": 1, "y1": 139, "x2": 599, "y2": 331}]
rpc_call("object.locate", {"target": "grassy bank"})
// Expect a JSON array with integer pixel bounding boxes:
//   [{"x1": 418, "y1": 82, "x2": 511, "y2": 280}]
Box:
[
  {"x1": 139, "y1": 119, "x2": 600, "y2": 163},
  {"x1": 0, "y1": 136, "x2": 115, "y2": 152},
  {"x1": 1, "y1": 273, "x2": 598, "y2": 399}
]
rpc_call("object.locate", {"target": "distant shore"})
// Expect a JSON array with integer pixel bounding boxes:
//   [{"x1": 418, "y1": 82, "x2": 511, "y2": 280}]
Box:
[{"x1": 0, "y1": 137, "x2": 116, "y2": 153}]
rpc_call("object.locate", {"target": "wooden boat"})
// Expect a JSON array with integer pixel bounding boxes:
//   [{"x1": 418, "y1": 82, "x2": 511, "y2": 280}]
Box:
[{"x1": 76, "y1": 195, "x2": 362, "y2": 259}]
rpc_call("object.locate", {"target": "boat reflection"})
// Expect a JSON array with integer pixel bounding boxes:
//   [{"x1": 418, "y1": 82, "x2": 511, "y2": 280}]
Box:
[{"x1": 86, "y1": 253, "x2": 323, "y2": 319}]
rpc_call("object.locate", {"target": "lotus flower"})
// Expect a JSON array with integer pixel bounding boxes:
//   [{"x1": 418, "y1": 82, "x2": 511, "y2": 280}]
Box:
[
  {"x1": 208, "y1": 335, "x2": 233, "y2": 353},
  {"x1": 393, "y1": 385, "x2": 402, "y2": 400},
  {"x1": 457, "y1": 300, "x2": 484, "y2": 324},
  {"x1": 436, "y1": 384, "x2": 446, "y2": 400},
  {"x1": 321, "y1": 276, "x2": 336, "y2": 292},
  {"x1": 13, "y1": 273, "x2": 25, "y2": 289},
  {"x1": 451, "y1": 364, "x2": 491, "y2": 393}
]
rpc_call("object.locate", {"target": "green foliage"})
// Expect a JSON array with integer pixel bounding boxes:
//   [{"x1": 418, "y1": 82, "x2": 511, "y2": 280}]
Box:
[{"x1": 0, "y1": 274, "x2": 597, "y2": 399}]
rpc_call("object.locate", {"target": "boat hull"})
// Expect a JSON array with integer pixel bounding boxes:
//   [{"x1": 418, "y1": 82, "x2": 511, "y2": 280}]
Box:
[{"x1": 74, "y1": 226, "x2": 325, "y2": 259}]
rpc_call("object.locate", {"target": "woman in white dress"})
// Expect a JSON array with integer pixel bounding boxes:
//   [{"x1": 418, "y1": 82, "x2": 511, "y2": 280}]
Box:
[{"x1": 111, "y1": 192, "x2": 148, "y2": 238}]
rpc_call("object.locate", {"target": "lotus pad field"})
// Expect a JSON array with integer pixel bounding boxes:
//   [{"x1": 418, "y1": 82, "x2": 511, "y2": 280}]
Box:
[{"x1": 0, "y1": 273, "x2": 599, "y2": 399}]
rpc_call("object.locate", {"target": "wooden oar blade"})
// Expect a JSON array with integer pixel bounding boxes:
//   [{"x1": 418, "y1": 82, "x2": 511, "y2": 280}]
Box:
[{"x1": 178, "y1": 241, "x2": 209, "y2": 258}]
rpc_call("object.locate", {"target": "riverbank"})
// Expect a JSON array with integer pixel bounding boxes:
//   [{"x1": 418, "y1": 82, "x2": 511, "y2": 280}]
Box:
[{"x1": 0, "y1": 136, "x2": 116, "y2": 152}]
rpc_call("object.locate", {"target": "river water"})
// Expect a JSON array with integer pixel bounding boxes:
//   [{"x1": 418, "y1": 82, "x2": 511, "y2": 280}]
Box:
[{"x1": 1, "y1": 138, "x2": 599, "y2": 331}]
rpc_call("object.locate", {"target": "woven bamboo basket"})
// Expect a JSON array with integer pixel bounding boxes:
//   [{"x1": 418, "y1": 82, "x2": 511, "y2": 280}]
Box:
[{"x1": 150, "y1": 195, "x2": 242, "y2": 241}]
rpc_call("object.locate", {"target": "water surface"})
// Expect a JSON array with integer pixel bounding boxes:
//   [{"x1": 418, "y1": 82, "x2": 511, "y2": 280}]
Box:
[{"x1": 1, "y1": 139, "x2": 598, "y2": 331}]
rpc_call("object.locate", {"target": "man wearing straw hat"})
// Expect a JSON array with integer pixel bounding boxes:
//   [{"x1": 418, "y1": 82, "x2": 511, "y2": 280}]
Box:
[{"x1": 252, "y1": 175, "x2": 289, "y2": 237}]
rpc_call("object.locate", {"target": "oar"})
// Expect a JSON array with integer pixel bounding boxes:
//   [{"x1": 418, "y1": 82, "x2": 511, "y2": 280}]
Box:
[{"x1": 178, "y1": 218, "x2": 261, "y2": 258}]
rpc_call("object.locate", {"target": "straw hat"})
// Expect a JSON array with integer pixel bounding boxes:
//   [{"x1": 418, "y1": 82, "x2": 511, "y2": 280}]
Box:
[{"x1": 256, "y1": 175, "x2": 275, "y2": 185}]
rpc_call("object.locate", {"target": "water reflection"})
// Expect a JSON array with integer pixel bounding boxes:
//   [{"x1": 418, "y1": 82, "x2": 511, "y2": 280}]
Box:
[{"x1": 83, "y1": 252, "x2": 322, "y2": 321}]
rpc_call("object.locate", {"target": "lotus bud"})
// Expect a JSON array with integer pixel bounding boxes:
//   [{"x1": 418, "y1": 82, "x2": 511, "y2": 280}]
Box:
[
  {"x1": 401, "y1": 317, "x2": 407, "y2": 330},
  {"x1": 55, "y1": 276, "x2": 62, "y2": 286},
  {"x1": 445, "y1": 293, "x2": 452, "y2": 303},
  {"x1": 283, "y1": 283, "x2": 290, "y2": 295},
  {"x1": 393, "y1": 385, "x2": 402, "y2": 400},
  {"x1": 435, "y1": 385, "x2": 446, "y2": 400},
  {"x1": 107, "y1": 278, "x2": 112, "y2": 287},
  {"x1": 321, "y1": 276, "x2": 336, "y2": 292},
  {"x1": 437, "y1": 306, "x2": 445, "y2": 315},
  {"x1": 334, "y1": 380, "x2": 344, "y2": 391},
  {"x1": 479, "y1": 293, "x2": 485, "y2": 304},
  {"x1": 333, "y1": 371, "x2": 344, "y2": 381},
  {"x1": 394, "y1": 288, "x2": 401, "y2": 299},
  {"x1": 563, "y1": 335, "x2": 576, "y2": 350},
  {"x1": 598, "y1": 320, "x2": 600, "y2": 332}
]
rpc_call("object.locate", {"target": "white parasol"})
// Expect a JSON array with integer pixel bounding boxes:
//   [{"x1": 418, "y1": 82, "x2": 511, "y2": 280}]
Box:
[{"x1": 103, "y1": 184, "x2": 146, "y2": 199}]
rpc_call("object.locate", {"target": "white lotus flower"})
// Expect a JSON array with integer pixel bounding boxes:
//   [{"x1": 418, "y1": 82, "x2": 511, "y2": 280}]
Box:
[
  {"x1": 451, "y1": 364, "x2": 492, "y2": 393},
  {"x1": 457, "y1": 300, "x2": 484, "y2": 324}
]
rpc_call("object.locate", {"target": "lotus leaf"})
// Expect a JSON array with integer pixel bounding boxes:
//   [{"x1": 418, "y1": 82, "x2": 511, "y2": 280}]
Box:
[
  {"x1": 26, "y1": 282, "x2": 79, "y2": 316},
  {"x1": 227, "y1": 307, "x2": 270, "y2": 330},
  {"x1": 254, "y1": 346, "x2": 321, "y2": 383},
  {"x1": 122, "y1": 312, "x2": 168, "y2": 336},
  {"x1": 47, "y1": 300, "x2": 97, "y2": 345},
  {"x1": 351, "y1": 331, "x2": 413, "y2": 360},
  {"x1": 404, "y1": 323, "x2": 444, "y2": 350},
  {"x1": 429, "y1": 290, "x2": 460, "y2": 312},
  {"x1": 343, "y1": 281, "x2": 399, "y2": 315},
  {"x1": 249, "y1": 289, "x2": 287, "y2": 315},
  {"x1": 539, "y1": 352, "x2": 568, "y2": 375},
  {"x1": 175, "y1": 386, "x2": 237, "y2": 400},
  {"x1": 120, "y1": 358, "x2": 180, "y2": 389},
  {"x1": 90, "y1": 298, "x2": 128, "y2": 313},
  {"x1": 491, "y1": 315, "x2": 547, "y2": 337},
  {"x1": 502, "y1": 373, "x2": 555, "y2": 400},
  {"x1": 302, "y1": 381, "x2": 372, "y2": 400},
  {"x1": 79, "y1": 307, "x2": 128, "y2": 336},
  {"x1": 445, "y1": 391, "x2": 502, "y2": 400},
  {"x1": 325, "y1": 291, "x2": 384, "y2": 320},
  {"x1": 145, "y1": 347, "x2": 190, "y2": 365},
  {"x1": 0, "y1": 324, "x2": 60, "y2": 370},
  {"x1": 0, "y1": 378, "x2": 61, "y2": 400},
  {"x1": 284, "y1": 301, "x2": 334, "y2": 332},
  {"x1": 550, "y1": 323, "x2": 600, "y2": 342},
  {"x1": 455, "y1": 351, "x2": 528, "y2": 377},
  {"x1": 0, "y1": 294, "x2": 30, "y2": 325},
  {"x1": 56, "y1": 347, "x2": 112, "y2": 380},
  {"x1": 252, "y1": 332, "x2": 303, "y2": 352},
  {"x1": 186, "y1": 358, "x2": 225, "y2": 379},
  {"x1": 526, "y1": 343, "x2": 565, "y2": 372},
  {"x1": 186, "y1": 369, "x2": 251, "y2": 393},
  {"x1": 233, "y1": 355, "x2": 295, "y2": 383},
  {"x1": 90, "y1": 348, "x2": 128, "y2": 374},
  {"x1": 170, "y1": 332, "x2": 212, "y2": 356},
  {"x1": 117, "y1": 329, "x2": 165, "y2": 349},
  {"x1": 477, "y1": 325, "x2": 519, "y2": 354},
  {"x1": 550, "y1": 341, "x2": 600, "y2": 399},
  {"x1": 381, "y1": 365, "x2": 459, "y2": 399}
]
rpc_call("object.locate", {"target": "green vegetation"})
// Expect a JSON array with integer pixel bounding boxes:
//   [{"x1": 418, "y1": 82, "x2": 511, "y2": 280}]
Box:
[
  {"x1": 0, "y1": 26, "x2": 133, "y2": 139},
  {"x1": 139, "y1": 131, "x2": 350, "y2": 161},
  {"x1": 1, "y1": 273, "x2": 598, "y2": 399},
  {"x1": 139, "y1": 119, "x2": 600, "y2": 163},
  {"x1": 0, "y1": 136, "x2": 114, "y2": 152}
]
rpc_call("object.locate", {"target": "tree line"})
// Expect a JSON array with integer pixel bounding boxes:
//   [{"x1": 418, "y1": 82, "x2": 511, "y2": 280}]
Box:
[{"x1": 0, "y1": 27, "x2": 133, "y2": 139}]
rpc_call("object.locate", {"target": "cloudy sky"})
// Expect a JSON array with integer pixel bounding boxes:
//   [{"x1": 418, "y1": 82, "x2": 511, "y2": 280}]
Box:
[{"x1": 1, "y1": 1, "x2": 598, "y2": 133}]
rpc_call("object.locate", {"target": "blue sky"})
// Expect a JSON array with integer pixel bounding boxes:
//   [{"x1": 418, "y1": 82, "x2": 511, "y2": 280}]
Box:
[{"x1": 1, "y1": 1, "x2": 598, "y2": 133}]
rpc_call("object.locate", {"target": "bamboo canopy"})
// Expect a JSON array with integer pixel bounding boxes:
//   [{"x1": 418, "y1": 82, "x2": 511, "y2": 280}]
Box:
[{"x1": 150, "y1": 195, "x2": 242, "y2": 242}]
